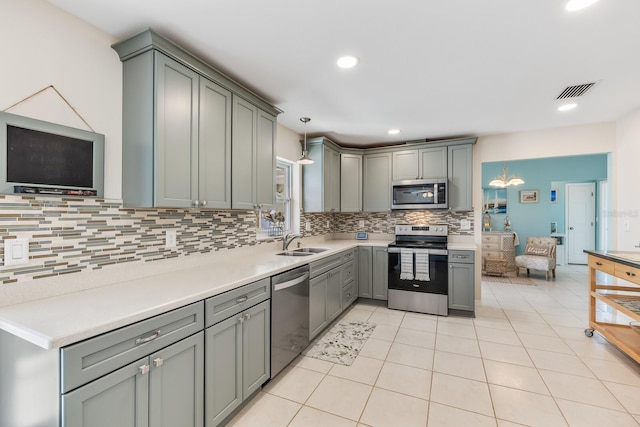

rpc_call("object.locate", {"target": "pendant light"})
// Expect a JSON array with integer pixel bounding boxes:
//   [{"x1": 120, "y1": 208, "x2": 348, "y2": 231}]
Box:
[
  {"x1": 298, "y1": 117, "x2": 314, "y2": 165},
  {"x1": 489, "y1": 164, "x2": 525, "y2": 187}
]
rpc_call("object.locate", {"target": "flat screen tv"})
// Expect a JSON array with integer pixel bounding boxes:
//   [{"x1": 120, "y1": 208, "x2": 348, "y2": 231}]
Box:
[{"x1": 0, "y1": 111, "x2": 104, "y2": 197}]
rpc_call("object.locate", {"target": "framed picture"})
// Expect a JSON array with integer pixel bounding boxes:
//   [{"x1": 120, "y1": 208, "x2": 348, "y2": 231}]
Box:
[
  {"x1": 520, "y1": 190, "x2": 539, "y2": 204},
  {"x1": 483, "y1": 188, "x2": 507, "y2": 213}
]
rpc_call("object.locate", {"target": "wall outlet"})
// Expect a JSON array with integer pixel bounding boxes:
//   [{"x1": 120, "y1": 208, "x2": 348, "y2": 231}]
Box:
[
  {"x1": 625, "y1": 220, "x2": 631, "y2": 232},
  {"x1": 305, "y1": 222, "x2": 311, "y2": 231},
  {"x1": 326, "y1": 220, "x2": 330, "y2": 228},
  {"x1": 460, "y1": 219, "x2": 470, "y2": 230},
  {"x1": 165, "y1": 229, "x2": 177, "y2": 248},
  {"x1": 358, "y1": 220, "x2": 365, "y2": 228}
]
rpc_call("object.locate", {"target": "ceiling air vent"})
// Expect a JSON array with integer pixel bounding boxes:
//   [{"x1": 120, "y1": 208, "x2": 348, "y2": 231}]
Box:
[{"x1": 556, "y1": 82, "x2": 596, "y2": 100}]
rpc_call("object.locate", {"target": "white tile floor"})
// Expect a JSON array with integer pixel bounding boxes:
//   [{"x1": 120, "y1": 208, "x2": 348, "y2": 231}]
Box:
[{"x1": 228, "y1": 264, "x2": 640, "y2": 426}]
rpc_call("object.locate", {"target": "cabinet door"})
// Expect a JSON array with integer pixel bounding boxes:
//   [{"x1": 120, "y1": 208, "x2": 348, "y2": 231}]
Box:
[
  {"x1": 340, "y1": 153, "x2": 362, "y2": 212},
  {"x1": 205, "y1": 314, "x2": 242, "y2": 426},
  {"x1": 448, "y1": 262, "x2": 475, "y2": 311},
  {"x1": 309, "y1": 274, "x2": 328, "y2": 339},
  {"x1": 392, "y1": 150, "x2": 419, "y2": 180},
  {"x1": 199, "y1": 78, "x2": 232, "y2": 209},
  {"x1": 326, "y1": 269, "x2": 343, "y2": 323},
  {"x1": 149, "y1": 332, "x2": 204, "y2": 427},
  {"x1": 155, "y1": 53, "x2": 199, "y2": 208},
  {"x1": 372, "y1": 247, "x2": 389, "y2": 300},
  {"x1": 62, "y1": 357, "x2": 149, "y2": 427},
  {"x1": 419, "y1": 147, "x2": 447, "y2": 179},
  {"x1": 242, "y1": 300, "x2": 271, "y2": 397},
  {"x1": 447, "y1": 144, "x2": 473, "y2": 211},
  {"x1": 329, "y1": 148, "x2": 341, "y2": 211},
  {"x1": 363, "y1": 153, "x2": 392, "y2": 212},
  {"x1": 231, "y1": 96, "x2": 258, "y2": 210},
  {"x1": 358, "y1": 247, "x2": 372, "y2": 298},
  {"x1": 256, "y1": 110, "x2": 276, "y2": 209}
]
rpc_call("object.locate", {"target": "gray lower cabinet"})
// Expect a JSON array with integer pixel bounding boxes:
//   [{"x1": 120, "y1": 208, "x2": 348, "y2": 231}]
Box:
[
  {"x1": 358, "y1": 246, "x2": 388, "y2": 300},
  {"x1": 231, "y1": 96, "x2": 276, "y2": 210},
  {"x1": 448, "y1": 250, "x2": 475, "y2": 312},
  {"x1": 204, "y1": 285, "x2": 271, "y2": 427},
  {"x1": 62, "y1": 332, "x2": 204, "y2": 427},
  {"x1": 309, "y1": 267, "x2": 342, "y2": 339}
]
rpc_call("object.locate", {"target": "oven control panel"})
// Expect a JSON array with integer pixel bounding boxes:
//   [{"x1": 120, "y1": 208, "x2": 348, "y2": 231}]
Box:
[{"x1": 395, "y1": 224, "x2": 448, "y2": 236}]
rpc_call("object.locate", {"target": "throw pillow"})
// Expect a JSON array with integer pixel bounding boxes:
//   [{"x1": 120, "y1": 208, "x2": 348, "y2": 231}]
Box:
[{"x1": 525, "y1": 244, "x2": 551, "y2": 257}]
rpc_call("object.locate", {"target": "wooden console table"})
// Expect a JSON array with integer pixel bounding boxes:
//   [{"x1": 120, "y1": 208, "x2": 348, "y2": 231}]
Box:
[{"x1": 585, "y1": 250, "x2": 640, "y2": 364}]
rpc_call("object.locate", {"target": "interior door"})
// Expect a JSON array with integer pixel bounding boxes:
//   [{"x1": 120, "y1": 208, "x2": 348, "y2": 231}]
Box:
[{"x1": 566, "y1": 182, "x2": 596, "y2": 264}]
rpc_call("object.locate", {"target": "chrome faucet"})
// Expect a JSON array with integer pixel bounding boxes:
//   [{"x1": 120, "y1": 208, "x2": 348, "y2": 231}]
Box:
[{"x1": 282, "y1": 232, "x2": 302, "y2": 251}]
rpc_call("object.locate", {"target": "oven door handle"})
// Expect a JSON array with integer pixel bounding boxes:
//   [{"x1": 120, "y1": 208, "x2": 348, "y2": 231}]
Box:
[{"x1": 388, "y1": 247, "x2": 448, "y2": 256}]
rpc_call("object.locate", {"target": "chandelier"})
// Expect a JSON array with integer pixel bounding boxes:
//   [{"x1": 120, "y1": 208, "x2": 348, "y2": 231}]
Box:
[{"x1": 489, "y1": 164, "x2": 524, "y2": 188}]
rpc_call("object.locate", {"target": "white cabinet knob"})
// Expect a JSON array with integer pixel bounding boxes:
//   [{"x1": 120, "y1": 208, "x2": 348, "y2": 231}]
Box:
[
  {"x1": 139, "y1": 364, "x2": 150, "y2": 375},
  {"x1": 153, "y1": 358, "x2": 164, "y2": 368}
]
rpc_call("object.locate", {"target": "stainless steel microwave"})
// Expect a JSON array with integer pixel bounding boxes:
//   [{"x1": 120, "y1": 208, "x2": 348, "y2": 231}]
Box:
[{"x1": 391, "y1": 178, "x2": 448, "y2": 210}]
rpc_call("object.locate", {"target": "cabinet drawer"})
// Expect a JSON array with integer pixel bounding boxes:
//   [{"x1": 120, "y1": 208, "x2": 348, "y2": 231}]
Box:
[
  {"x1": 310, "y1": 253, "x2": 343, "y2": 278},
  {"x1": 482, "y1": 250, "x2": 502, "y2": 260},
  {"x1": 342, "y1": 281, "x2": 355, "y2": 306},
  {"x1": 481, "y1": 242, "x2": 500, "y2": 251},
  {"x1": 342, "y1": 261, "x2": 355, "y2": 285},
  {"x1": 614, "y1": 262, "x2": 640, "y2": 286},
  {"x1": 449, "y1": 250, "x2": 474, "y2": 264},
  {"x1": 482, "y1": 235, "x2": 500, "y2": 244},
  {"x1": 341, "y1": 248, "x2": 356, "y2": 263},
  {"x1": 61, "y1": 301, "x2": 204, "y2": 393},
  {"x1": 205, "y1": 278, "x2": 270, "y2": 327},
  {"x1": 588, "y1": 256, "x2": 615, "y2": 275}
]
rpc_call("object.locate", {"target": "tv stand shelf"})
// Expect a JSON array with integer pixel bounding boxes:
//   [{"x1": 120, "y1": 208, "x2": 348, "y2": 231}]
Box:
[{"x1": 585, "y1": 251, "x2": 640, "y2": 364}]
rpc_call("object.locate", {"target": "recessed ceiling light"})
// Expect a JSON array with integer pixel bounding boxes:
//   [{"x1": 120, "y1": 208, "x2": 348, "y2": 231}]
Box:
[
  {"x1": 388, "y1": 129, "x2": 401, "y2": 135},
  {"x1": 565, "y1": 0, "x2": 598, "y2": 11},
  {"x1": 558, "y1": 103, "x2": 577, "y2": 111},
  {"x1": 337, "y1": 56, "x2": 359, "y2": 69}
]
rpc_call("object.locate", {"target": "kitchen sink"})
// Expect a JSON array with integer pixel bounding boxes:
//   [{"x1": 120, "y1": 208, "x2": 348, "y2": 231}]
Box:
[{"x1": 276, "y1": 247, "x2": 329, "y2": 256}]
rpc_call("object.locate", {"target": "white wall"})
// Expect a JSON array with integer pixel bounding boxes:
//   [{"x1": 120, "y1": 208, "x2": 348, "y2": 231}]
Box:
[
  {"x1": 1, "y1": 0, "x2": 123, "y2": 199},
  {"x1": 615, "y1": 107, "x2": 640, "y2": 250}
]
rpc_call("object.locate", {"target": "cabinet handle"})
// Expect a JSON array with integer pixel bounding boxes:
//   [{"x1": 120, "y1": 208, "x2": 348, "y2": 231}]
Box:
[
  {"x1": 139, "y1": 364, "x2": 150, "y2": 375},
  {"x1": 595, "y1": 262, "x2": 603, "y2": 266},
  {"x1": 153, "y1": 358, "x2": 164, "y2": 368},
  {"x1": 193, "y1": 200, "x2": 200, "y2": 207},
  {"x1": 239, "y1": 315, "x2": 245, "y2": 324},
  {"x1": 135, "y1": 330, "x2": 161, "y2": 345},
  {"x1": 626, "y1": 271, "x2": 636, "y2": 277},
  {"x1": 245, "y1": 313, "x2": 251, "y2": 321},
  {"x1": 346, "y1": 293, "x2": 351, "y2": 298},
  {"x1": 236, "y1": 296, "x2": 248, "y2": 304},
  {"x1": 201, "y1": 200, "x2": 207, "y2": 207}
]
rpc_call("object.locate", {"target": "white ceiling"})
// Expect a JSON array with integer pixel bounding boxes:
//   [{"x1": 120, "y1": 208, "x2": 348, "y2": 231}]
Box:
[{"x1": 49, "y1": 0, "x2": 640, "y2": 147}]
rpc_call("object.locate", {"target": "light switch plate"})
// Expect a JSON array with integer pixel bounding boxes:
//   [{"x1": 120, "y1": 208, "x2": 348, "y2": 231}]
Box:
[
  {"x1": 460, "y1": 219, "x2": 470, "y2": 230},
  {"x1": 5, "y1": 238, "x2": 29, "y2": 266}
]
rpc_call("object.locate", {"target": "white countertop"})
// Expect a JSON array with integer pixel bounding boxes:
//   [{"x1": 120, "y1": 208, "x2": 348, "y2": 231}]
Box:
[{"x1": 0, "y1": 238, "x2": 391, "y2": 350}]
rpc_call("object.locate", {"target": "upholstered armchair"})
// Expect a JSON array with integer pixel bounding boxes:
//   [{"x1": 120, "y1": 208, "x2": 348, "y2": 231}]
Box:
[{"x1": 515, "y1": 237, "x2": 557, "y2": 281}]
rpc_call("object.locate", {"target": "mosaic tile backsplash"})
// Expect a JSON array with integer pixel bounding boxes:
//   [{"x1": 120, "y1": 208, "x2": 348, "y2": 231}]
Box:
[
  {"x1": 0, "y1": 195, "x2": 265, "y2": 284},
  {"x1": 301, "y1": 210, "x2": 475, "y2": 236},
  {"x1": 0, "y1": 194, "x2": 474, "y2": 285}
]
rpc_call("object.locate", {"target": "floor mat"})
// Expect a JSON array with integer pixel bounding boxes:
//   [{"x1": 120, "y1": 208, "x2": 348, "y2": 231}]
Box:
[{"x1": 302, "y1": 320, "x2": 376, "y2": 366}]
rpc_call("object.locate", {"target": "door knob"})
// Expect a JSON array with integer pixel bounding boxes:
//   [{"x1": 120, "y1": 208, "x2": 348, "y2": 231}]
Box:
[{"x1": 569, "y1": 227, "x2": 574, "y2": 230}]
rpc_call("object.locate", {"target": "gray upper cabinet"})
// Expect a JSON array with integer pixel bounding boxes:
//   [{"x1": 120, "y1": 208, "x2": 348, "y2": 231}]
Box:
[
  {"x1": 199, "y1": 78, "x2": 232, "y2": 209},
  {"x1": 363, "y1": 153, "x2": 392, "y2": 212},
  {"x1": 420, "y1": 147, "x2": 448, "y2": 179},
  {"x1": 340, "y1": 152, "x2": 363, "y2": 212},
  {"x1": 392, "y1": 147, "x2": 447, "y2": 180},
  {"x1": 392, "y1": 150, "x2": 419, "y2": 180},
  {"x1": 302, "y1": 137, "x2": 340, "y2": 212},
  {"x1": 447, "y1": 144, "x2": 473, "y2": 211},
  {"x1": 113, "y1": 29, "x2": 280, "y2": 209},
  {"x1": 231, "y1": 97, "x2": 276, "y2": 210}
]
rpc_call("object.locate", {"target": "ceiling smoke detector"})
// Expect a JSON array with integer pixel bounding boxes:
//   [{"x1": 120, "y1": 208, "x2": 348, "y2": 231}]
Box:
[{"x1": 556, "y1": 82, "x2": 597, "y2": 100}]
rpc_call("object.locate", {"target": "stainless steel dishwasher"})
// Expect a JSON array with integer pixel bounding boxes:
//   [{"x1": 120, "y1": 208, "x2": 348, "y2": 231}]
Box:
[{"x1": 271, "y1": 264, "x2": 310, "y2": 378}]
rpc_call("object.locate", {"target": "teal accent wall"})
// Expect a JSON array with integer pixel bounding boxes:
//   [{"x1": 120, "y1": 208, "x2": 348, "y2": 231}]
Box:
[{"x1": 482, "y1": 154, "x2": 608, "y2": 255}]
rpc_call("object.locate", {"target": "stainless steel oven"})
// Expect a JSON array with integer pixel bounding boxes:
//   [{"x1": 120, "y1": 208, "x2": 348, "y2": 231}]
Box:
[{"x1": 387, "y1": 225, "x2": 449, "y2": 316}]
